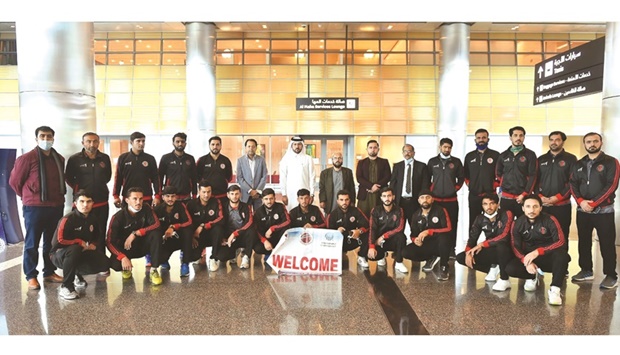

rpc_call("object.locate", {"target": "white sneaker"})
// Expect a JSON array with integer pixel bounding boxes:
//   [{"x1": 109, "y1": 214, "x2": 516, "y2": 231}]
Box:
[
  {"x1": 394, "y1": 262, "x2": 409, "y2": 274},
  {"x1": 59, "y1": 286, "x2": 79, "y2": 300},
  {"x1": 377, "y1": 258, "x2": 386, "y2": 267},
  {"x1": 524, "y1": 274, "x2": 539, "y2": 292},
  {"x1": 209, "y1": 259, "x2": 220, "y2": 271},
  {"x1": 485, "y1": 265, "x2": 500, "y2": 282},
  {"x1": 548, "y1": 286, "x2": 562, "y2": 306},
  {"x1": 357, "y1": 256, "x2": 369, "y2": 269},
  {"x1": 74, "y1": 275, "x2": 87, "y2": 288},
  {"x1": 492, "y1": 279, "x2": 512, "y2": 291},
  {"x1": 240, "y1": 255, "x2": 250, "y2": 269}
]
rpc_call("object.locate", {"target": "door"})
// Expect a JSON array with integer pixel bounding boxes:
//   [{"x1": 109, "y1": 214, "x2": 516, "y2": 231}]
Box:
[{"x1": 301, "y1": 136, "x2": 353, "y2": 202}]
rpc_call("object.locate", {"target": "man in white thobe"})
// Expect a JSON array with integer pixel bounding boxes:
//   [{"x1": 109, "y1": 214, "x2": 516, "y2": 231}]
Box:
[{"x1": 279, "y1": 136, "x2": 315, "y2": 211}]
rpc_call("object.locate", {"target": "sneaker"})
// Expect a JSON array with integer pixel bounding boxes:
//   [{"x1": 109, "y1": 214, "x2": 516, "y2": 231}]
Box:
[
  {"x1": 600, "y1": 275, "x2": 619, "y2": 289},
  {"x1": 160, "y1": 261, "x2": 171, "y2": 270},
  {"x1": 74, "y1": 275, "x2": 87, "y2": 288},
  {"x1": 422, "y1": 256, "x2": 440, "y2": 272},
  {"x1": 524, "y1": 273, "x2": 539, "y2": 292},
  {"x1": 121, "y1": 270, "x2": 133, "y2": 280},
  {"x1": 180, "y1": 263, "x2": 190, "y2": 277},
  {"x1": 98, "y1": 270, "x2": 110, "y2": 276},
  {"x1": 209, "y1": 259, "x2": 220, "y2": 271},
  {"x1": 357, "y1": 256, "x2": 369, "y2": 269},
  {"x1": 572, "y1": 270, "x2": 594, "y2": 282},
  {"x1": 59, "y1": 286, "x2": 79, "y2": 300},
  {"x1": 438, "y1": 266, "x2": 449, "y2": 281},
  {"x1": 240, "y1": 255, "x2": 250, "y2": 269},
  {"x1": 449, "y1": 249, "x2": 456, "y2": 260},
  {"x1": 145, "y1": 254, "x2": 152, "y2": 268},
  {"x1": 150, "y1": 269, "x2": 163, "y2": 285},
  {"x1": 492, "y1": 279, "x2": 512, "y2": 291},
  {"x1": 548, "y1": 286, "x2": 562, "y2": 305},
  {"x1": 485, "y1": 265, "x2": 500, "y2": 282},
  {"x1": 264, "y1": 253, "x2": 271, "y2": 262},
  {"x1": 394, "y1": 262, "x2": 409, "y2": 274},
  {"x1": 377, "y1": 258, "x2": 386, "y2": 267}
]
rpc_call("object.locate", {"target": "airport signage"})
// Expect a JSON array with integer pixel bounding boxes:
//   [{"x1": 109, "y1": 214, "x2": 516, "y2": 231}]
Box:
[
  {"x1": 533, "y1": 36, "x2": 605, "y2": 105},
  {"x1": 296, "y1": 97, "x2": 359, "y2": 110}
]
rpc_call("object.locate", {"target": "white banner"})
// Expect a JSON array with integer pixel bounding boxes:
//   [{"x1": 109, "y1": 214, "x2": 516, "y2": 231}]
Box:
[{"x1": 267, "y1": 227, "x2": 343, "y2": 275}]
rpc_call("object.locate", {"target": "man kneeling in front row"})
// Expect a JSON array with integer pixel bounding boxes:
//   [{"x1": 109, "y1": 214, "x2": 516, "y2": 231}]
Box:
[
  {"x1": 51, "y1": 189, "x2": 110, "y2": 300},
  {"x1": 327, "y1": 189, "x2": 370, "y2": 268}
]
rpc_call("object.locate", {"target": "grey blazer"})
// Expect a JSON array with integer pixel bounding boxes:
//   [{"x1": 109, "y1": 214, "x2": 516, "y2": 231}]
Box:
[{"x1": 236, "y1": 154, "x2": 268, "y2": 206}]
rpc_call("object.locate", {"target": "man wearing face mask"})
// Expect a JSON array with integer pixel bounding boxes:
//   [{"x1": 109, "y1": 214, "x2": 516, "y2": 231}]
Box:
[
  {"x1": 65, "y1": 132, "x2": 112, "y2": 257},
  {"x1": 10, "y1": 126, "x2": 66, "y2": 290},
  {"x1": 158, "y1": 132, "x2": 197, "y2": 203},
  {"x1": 464, "y1": 128, "x2": 500, "y2": 228}
]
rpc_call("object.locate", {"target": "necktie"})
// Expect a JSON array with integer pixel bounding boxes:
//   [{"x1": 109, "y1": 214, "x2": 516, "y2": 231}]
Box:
[{"x1": 406, "y1": 163, "x2": 412, "y2": 194}]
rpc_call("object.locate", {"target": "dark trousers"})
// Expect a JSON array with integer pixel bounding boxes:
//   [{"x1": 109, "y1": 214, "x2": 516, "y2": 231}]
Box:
[
  {"x1": 402, "y1": 232, "x2": 451, "y2": 267},
  {"x1": 90, "y1": 204, "x2": 110, "y2": 255},
  {"x1": 435, "y1": 200, "x2": 459, "y2": 252},
  {"x1": 214, "y1": 228, "x2": 256, "y2": 261},
  {"x1": 456, "y1": 242, "x2": 511, "y2": 280},
  {"x1": 253, "y1": 229, "x2": 286, "y2": 256},
  {"x1": 542, "y1": 204, "x2": 571, "y2": 251},
  {"x1": 343, "y1": 232, "x2": 369, "y2": 259},
  {"x1": 183, "y1": 225, "x2": 222, "y2": 263},
  {"x1": 108, "y1": 230, "x2": 163, "y2": 271},
  {"x1": 51, "y1": 244, "x2": 109, "y2": 290},
  {"x1": 369, "y1": 232, "x2": 406, "y2": 263},
  {"x1": 468, "y1": 194, "x2": 483, "y2": 229},
  {"x1": 22, "y1": 205, "x2": 64, "y2": 280},
  {"x1": 399, "y1": 197, "x2": 418, "y2": 228},
  {"x1": 160, "y1": 227, "x2": 190, "y2": 263},
  {"x1": 576, "y1": 211, "x2": 617, "y2": 278},
  {"x1": 500, "y1": 197, "x2": 523, "y2": 219},
  {"x1": 505, "y1": 249, "x2": 570, "y2": 287}
]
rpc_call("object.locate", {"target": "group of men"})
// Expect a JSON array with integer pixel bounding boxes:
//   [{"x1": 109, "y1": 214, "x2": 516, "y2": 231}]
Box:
[{"x1": 8, "y1": 126, "x2": 619, "y2": 306}]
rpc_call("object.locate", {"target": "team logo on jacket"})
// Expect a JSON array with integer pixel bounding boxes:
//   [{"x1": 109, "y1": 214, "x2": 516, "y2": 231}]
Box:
[
  {"x1": 497, "y1": 221, "x2": 503, "y2": 228},
  {"x1": 142, "y1": 161, "x2": 149, "y2": 167},
  {"x1": 487, "y1": 158, "x2": 494, "y2": 164},
  {"x1": 350, "y1": 216, "x2": 356, "y2": 222},
  {"x1": 99, "y1": 161, "x2": 106, "y2": 168},
  {"x1": 274, "y1": 213, "x2": 279, "y2": 220},
  {"x1": 220, "y1": 164, "x2": 226, "y2": 169},
  {"x1": 186, "y1": 160, "x2": 191, "y2": 165},
  {"x1": 174, "y1": 213, "x2": 179, "y2": 219},
  {"x1": 432, "y1": 216, "x2": 439, "y2": 223},
  {"x1": 300, "y1": 232, "x2": 313, "y2": 245},
  {"x1": 519, "y1": 156, "x2": 526, "y2": 163},
  {"x1": 392, "y1": 215, "x2": 397, "y2": 221},
  {"x1": 559, "y1": 160, "x2": 565, "y2": 167},
  {"x1": 208, "y1": 210, "x2": 214, "y2": 216},
  {"x1": 448, "y1": 163, "x2": 455, "y2": 169},
  {"x1": 310, "y1": 216, "x2": 316, "y2": 222},
  {"x1": 89, "y1": 225, "x2": 94, "y2": 232},
  {"x1": 539, "y1": 226, "x2": 547, "y2": 234},
  {"x1": 597, "y1": 165, "x2": 604, "y2": 172}
]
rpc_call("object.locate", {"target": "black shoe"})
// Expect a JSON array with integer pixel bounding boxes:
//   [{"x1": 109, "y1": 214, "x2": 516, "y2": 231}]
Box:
[
  {"x1": 449, "y1": 250, "x2": 456, "y2": 260},
  {"x1": 438, "y1": 266, "x2": 449, "y2": 281}
]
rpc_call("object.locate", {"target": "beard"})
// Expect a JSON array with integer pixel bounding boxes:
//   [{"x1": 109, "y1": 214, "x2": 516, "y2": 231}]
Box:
[
  {"x1": 174, "y1": 146, "x2": 185, "y2": 152},
  {"x1": 420, "y1": 202, "x2": 431, "y2": 209},
  {"x1": 587, "y1": 146, "x2": 601, "y2": 154},
  {"x1": 382, "y1": 200, "x2": 393, "y2": 206},
  {"x1": 333, "y1": 161, "x2": 342, "y2": 168}
]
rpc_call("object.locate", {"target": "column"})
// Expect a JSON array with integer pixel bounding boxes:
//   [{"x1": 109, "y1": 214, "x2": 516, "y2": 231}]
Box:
[
  {"x1": 185, "y1": 22, "x2": 216, "y2": 155},
  {"x1": 601, "y1": 22, "x2": 620, "y2": 245}
]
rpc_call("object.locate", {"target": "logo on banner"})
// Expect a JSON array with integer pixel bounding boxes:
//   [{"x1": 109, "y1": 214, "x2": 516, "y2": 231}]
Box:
[{"x1": 300, "y1": 232, "x2": 313, "y2": 245}]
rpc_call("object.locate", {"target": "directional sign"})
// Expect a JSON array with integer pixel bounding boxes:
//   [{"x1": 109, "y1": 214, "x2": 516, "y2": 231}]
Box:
[
  {"x1": 533, "y1": 36, "x2": 605, "y2": 105},
  {"x1": 296, "y1": 97, "x2": 359, "y2": 111}
]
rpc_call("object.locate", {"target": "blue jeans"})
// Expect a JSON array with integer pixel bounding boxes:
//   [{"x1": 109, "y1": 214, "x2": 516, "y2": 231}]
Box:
[{"x1": 22, "y1": 205, "x2": 64, "y2": 280}]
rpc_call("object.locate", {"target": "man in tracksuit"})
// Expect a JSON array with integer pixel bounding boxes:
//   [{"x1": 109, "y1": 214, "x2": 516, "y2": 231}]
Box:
[
  {"x1": 327, "y1": 189, "x2": 370, "y2": 268},
  {"x1": 455, "y1": 193, "x2": 513, "y2": 289},
  {"x1": 403, "y1": 189, "x2": 452, "y2": 280},
  {"x1": 113, "y1": 131, "x2": 161, "y2": 207},
  {"x1": 65, "y1": 132, "x2": 112, "y2": 255},
  {"x1": 569, "y1": 132, "x2": 619, "y2": 289},
  {"x1": 196, "y1": 136, "x2": 233, "y2": 201},
  {"x1": 506, "y1": 194, "x2": 569, "y2": 306},
  {"x1": 185, "y1": 180, "x2": 225, "y2": 272},
  {"x1": 153, "y1": 186, "x2": 193, "y2": 276},
  {"x1": 464, "y1": 128, "x2": 500, "y2": 227},
  {"x1": 51, "y1": 190, "x2": 110, "y2": 300},
  {"x1": 253, "y1": 188, "x2": 291, "y2": 261},
  {"x1": 368, "y1": 187, "x2": 408, "y2": 274},
  {"x1": 220, "y1": 184, "x2": 256, "y2": 269},
  {"x1": 427, "y1": 137, "x2": 464, "y2": 257},
  {"x1": 158, "y1": 132, "x2": 197, "y2": 202},
  {"x1": 496, "y1": 126, "x2": 538, "y2": 218},
  {"x1": 536, "y1": 131, "x2": 577, "y2": 248},
  {"x1": 106, "y1": 187, "x2": 163, "y2": 285},
  {"x1": 288, "y1": 188, "x2": 326, "y2": 229}
]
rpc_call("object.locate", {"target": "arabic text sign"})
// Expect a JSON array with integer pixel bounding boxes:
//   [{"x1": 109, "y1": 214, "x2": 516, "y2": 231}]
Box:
[
  {"x1": 533, "y1": 37, "x2": 605, "y2": 105},
  {"x1": 296, "y1": 97, "x2": 359, "y2": 110},
  {"x1": 267, "y1": 227, "x2": 343, "y2": 275}
]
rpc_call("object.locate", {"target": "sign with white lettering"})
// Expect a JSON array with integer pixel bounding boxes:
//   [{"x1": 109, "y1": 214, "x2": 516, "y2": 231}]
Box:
[
  {"x1": 296, "y1": 97, "x2": 359, "y2": 110},
  {"x1": 267, "y1": 227, "x2": 343, "y2": 275},
  {"x1": 533, "y1": 37, "x2": 605, "y2": 105}
]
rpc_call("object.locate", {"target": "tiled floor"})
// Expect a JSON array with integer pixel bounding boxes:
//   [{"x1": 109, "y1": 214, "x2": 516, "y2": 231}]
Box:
[{"x1": 1, "y1": 237, "x2": 619, "y2": 343}]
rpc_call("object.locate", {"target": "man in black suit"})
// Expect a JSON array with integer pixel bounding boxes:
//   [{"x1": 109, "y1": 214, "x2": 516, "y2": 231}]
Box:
[{"x1": 389, "y1": 144, "x2": 430, "y2": 227}]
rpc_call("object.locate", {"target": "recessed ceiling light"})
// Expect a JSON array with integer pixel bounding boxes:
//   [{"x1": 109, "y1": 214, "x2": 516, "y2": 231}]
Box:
[
  {"x1": 262, "y1": 25, "x2": 267, "y2": 29},
  {"x1": 387, "y1": 25, "x2": 393, "y2": 30}
]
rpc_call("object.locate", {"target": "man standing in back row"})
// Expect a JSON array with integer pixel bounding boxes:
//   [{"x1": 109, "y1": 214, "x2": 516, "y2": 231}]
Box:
[
  {"x1": 197, "y1": 136, "x2": 233, "y2": 201},
  {"x1": 319, "y1": 152, "x2": 356, "y2": 215},
  {"x1": 159, "y1": 132, "x2": 197, "y2": 202},
  {"x1": 357, "y1": 140, "x2": 391, "y2": 217},
  {"x1": 464, "y1": 128, "x2": 499, "y2": 227},
  {"x1": 236, "y1": 138, "x2": 269, "y2": 211}
]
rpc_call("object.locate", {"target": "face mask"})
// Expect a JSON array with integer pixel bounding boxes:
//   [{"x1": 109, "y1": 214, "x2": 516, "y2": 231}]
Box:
[
  {"x1": 440, "y1": 152, "x2": 451, "y2": 159},
  {"x1": 128, "y1": 205, "x2": 142, "y2": 213},
  {"x1": 476, "y1": 142, "x2": 488, "y2": 150},
  {"x1": 38, "y1": 140, "x2": 53, "y2": 151},
  {"x1": 484, "y1": 211, "x2": 498, "y2": 219}
]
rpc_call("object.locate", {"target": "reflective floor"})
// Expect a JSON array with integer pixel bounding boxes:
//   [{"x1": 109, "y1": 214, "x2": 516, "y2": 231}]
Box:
[{"x1": 1, "y1": 238, "x2": 619, "y2": 341}]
